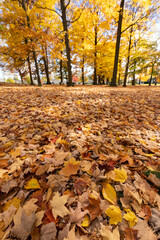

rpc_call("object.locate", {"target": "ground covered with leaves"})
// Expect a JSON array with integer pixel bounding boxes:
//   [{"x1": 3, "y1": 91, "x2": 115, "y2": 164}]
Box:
[{"x1": 0, "y1": 85, "x2": 160, "y2": 240}]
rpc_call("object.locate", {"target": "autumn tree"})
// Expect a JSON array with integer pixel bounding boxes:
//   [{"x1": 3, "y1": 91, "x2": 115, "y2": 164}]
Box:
[{"x1": 111, "y1": 0, "x2": 160, "y2": 87}]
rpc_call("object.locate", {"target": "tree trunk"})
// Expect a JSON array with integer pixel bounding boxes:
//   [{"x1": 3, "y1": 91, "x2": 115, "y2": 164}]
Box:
[
  {"x1": 123, "y1": 27, "x2": 133, "y2": 87},
  {"x1": 118, "y1": 73, "x2": 121, "y2": 85},
  {"x1": 102, "y1": 76, "x2": 105, "y2": 85},
  {"x1": 22, "y1": 0, "x2": 41, "y2": 86},
  {"x1": 43, "y1": 56, "x2": 51, "y2": 84},
  {"x1": 93, "y1": 25, "x2": 98, "y2": 85},
  {"x1": 155, "y1": 78, "x2": 157, "y2": 85},
  {"x1": 149, "y1": 63, "x2": 154, "y2": 86},
  {"x1": 82, "y1": 57, "x2": 85, "y2": 85},
  {"x1": 18, "y1": 69, "x2": 24, "y2": 84},
  {"x1": 27, "y1": 54, "x2": 34, "y2": 85},
  {"x1": 60, "y1": 52, "x2": 63, "y2": 84},
  {"x1": 111, "y1": 0, "x2": 125, "y2": 86},
  {"x1": 60, "y1": 0, "x2": 72, "y2": 86},
  {"x1": 132, "y1": 61, "x2": 136, "y2": 85},
  {"x1": 33, "y1": 51, "x2": 41, "y2": 86}
]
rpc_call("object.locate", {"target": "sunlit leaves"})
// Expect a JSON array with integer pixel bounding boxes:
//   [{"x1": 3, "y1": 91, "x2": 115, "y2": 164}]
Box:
[
  {"x1": 102, "y1": 183, "x2": 117, "y2": 204},
  {"x1": 124, "y1": 209, "x2": 137, "y2": 228},
  {"x1": 25, "y1": 178, "x2": 40, "y2": 190},
  {"x1": 105, "y1": 205, "x2": 122, "y2": 225}
]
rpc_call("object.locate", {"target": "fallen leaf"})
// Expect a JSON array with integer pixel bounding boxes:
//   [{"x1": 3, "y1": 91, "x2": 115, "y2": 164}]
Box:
[
  {"x1": 123, "y1": 209, "x2": 137, "y2": 228},
  {"x1": 61, "y1": 158, "x2": 79, "y2": 177},
  {"x1": 43, "y1": 143, "x2": 55, "y2": 154},
  {"x1": 1, "y1": 179, "x2": 18, "y2": 194},
  {"x1": 58, "y1": 223, "x2": 70, "y2": 240},
  {"x1": 86, "y1": 197, "x2": 101, "y2": 221},
  {"x1": 35, "y1": 164, "x2": 49, "y2": 176},
  {"x1": 0, "y1": 205, "x2": 16, "y2": 228},
  {"x1": 50, "y1": 192, "x2": 70, "y2": 219},
  {"x1": 36, "y1": 211, "x2": 45, "y2": 227},
  {"x1": 0, "y1": 169, "x2": 8, "y2": 179},
  {"x1": 0, "y1": 159, "x2": 9, "y2": 168},
  {"x1": 133, "y1": 218, "x2": 157, "y2": 240},
  {"x1": 99, "y1": 224, "x2": 120, "y2": 240},
  {"x1": 105, "y1": 205, "x2": 122, "y2": 225},
  {"x1": 69, "y1": 202, "x2": 89, "y2": 226},
  {"x1": 3, "y1": 197, "x2": 21, "y2": 211},
  {"x1": 23, "y1": 198, "x2": 38, "y2": 216},
  {"x1": 12, "y1": 207, "x2": 36, "y2": 240},
  {"x1": 107, "y1": 168, "x2": 127, "y2": 183},
  {"x1": 25, "y1": 178, "x2": 40, "y2": 190},
  {"x1": 81, "y1": 215, "x2": 90, "y2": 227},
  {"x1": 102, "y1": 183, "x2": 117, "y2": 204},
  {"x1": 138, "y1": 205, "x2": 151, "y2": 221},
  {"x1": 64, "y1": 226, "x2": 76, "y2": 240},
  {"x1": 40, "y1": 222, "x2": 57, "y2": 240},
  {"x1": 125, "y1": 228, "x2": 139, "y2": 240}
]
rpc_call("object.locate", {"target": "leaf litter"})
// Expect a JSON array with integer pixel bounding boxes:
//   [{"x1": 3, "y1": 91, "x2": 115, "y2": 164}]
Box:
[{"x1": 0, "y1": 85, "x2": 160, "y2": 239}]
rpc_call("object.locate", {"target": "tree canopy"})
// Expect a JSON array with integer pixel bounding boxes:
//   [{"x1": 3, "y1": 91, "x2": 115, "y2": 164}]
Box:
[{"x1": 0, "y1": 0, "x2": 159, "y2": 86}]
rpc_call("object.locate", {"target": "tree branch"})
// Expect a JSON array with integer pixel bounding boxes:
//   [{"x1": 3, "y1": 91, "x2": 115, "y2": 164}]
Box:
[
  {"x1": 35, "y1": 4, "x2": 62, "y2": 18},
  {"x1": 65, "y1": 0, "x2": 71, "y2": 9},
  {"x1": 68, "y1": 8, "x2": 84, "y2": 24},
  {"x1": 121, "y1": 5, "x2": 160, "y2": 34}
]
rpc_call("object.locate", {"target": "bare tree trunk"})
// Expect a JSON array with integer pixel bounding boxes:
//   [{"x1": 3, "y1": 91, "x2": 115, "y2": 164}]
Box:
[
  {"x1": 18, "y1": 69, "x2": 24, "y2": 84},
  {"x1": 33, "y1": 51, "x2": 41, "y2": 86},
  {"x1": 27, "y1": 54, "x2": 34, "y2": 85},
  {"x1": 60, "y1": 52, "x2": 63, "y2": 84},
  {"x1": 22, "y1": 0, "x2": 41, "y2": 86},
  {"x1": 111, "y1": 0, "x2": 125, "y2": 86},
  {"x1": 44, "y1": 46, "x2": 51, "y2": 84},
  {"x1": 118, "y1": 73, "x2": 121, "y2": 85},
  {"x1": 82, "y1": 57, "x2": 85, "y2": 85},
  {"x1": 43, "y1": 57, "x2": 51, "y2": 84},
  {"x1": 155, "y1": 78, "x2": 157, "y2": 85},
  {"x1": 149, "y1": 63, "x2": 154, "y2": 86},
  {"x1": 123, "y1": 27, "x2": 133, "y2": 87},
  {"x1": 132, "y1": 61, "x2": 136, "y2": 85},
  {"x1": 60, "y1": 0, "x2": 72, "y2": 86},
  {"x1": 43, "y1": 49, "x2": 51, "y2": 85},
  {"x1": 93, "y1": 25, "x2": 98, "y2": 85},
  {"x1": 82, "y1": 38, "x2": 85, "y2": 85}
]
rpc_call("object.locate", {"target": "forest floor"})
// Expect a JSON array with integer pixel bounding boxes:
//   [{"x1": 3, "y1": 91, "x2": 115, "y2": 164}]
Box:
[{"x1": 0, "y1": 85, "x2": 160, "y2": 240}]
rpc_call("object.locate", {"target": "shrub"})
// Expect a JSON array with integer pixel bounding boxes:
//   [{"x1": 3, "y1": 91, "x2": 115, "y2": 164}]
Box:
[{"x1": 6, "y1": 78, "x2": 15, "y2": 83}]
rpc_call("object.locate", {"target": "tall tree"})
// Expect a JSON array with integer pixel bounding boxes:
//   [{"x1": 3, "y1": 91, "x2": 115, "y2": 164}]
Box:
[{"x1": 111, "y1": 0, "x2": 125, "y2": 86}]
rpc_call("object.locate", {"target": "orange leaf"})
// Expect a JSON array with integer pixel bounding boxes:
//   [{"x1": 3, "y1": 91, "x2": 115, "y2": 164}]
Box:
[{"x1": 61, "y1": 158, "x2": 79, "y2": 177}]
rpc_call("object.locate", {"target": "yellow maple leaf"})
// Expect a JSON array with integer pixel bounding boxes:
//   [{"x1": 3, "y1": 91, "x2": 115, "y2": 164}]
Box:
[
  {"x1": 123, "y1": 209, "x2": 137, "y2": 228},
  {"x1": 24, "y1": 178, "x2": 40, "y2": 190},
  {"x1": 105, "y1": 205, "x2": 122, "y2": 225},
  {"x1": 81, "y1": 215, "x2": 90, "y2": 227},
  {"x1": 102, "y1": 183, "x2": 117, "y2": 204},
  {"x1": 108, "y1": 168, "x2": 127, "y2": 183}
]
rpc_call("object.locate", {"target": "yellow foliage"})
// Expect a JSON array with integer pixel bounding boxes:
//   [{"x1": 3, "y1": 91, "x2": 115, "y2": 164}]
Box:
[
  {"x1": 81, "y1": 215, "x2": 90, "y2": 227},
  {"x1": 24, "y1": 178, "x2": 40, "y2": 190},
  {"x1": 107, "y1": 168, "x2": 127, "y2": 183},
  {"x1": 105, "y1": 205, "x2": 122, "y2": 225},
  {"x1": 102, "y1": 183, "x2": 117, "y2": 204},
  {"x1": 123, "y1": 209, "x2": 137, "y2": 228}
]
